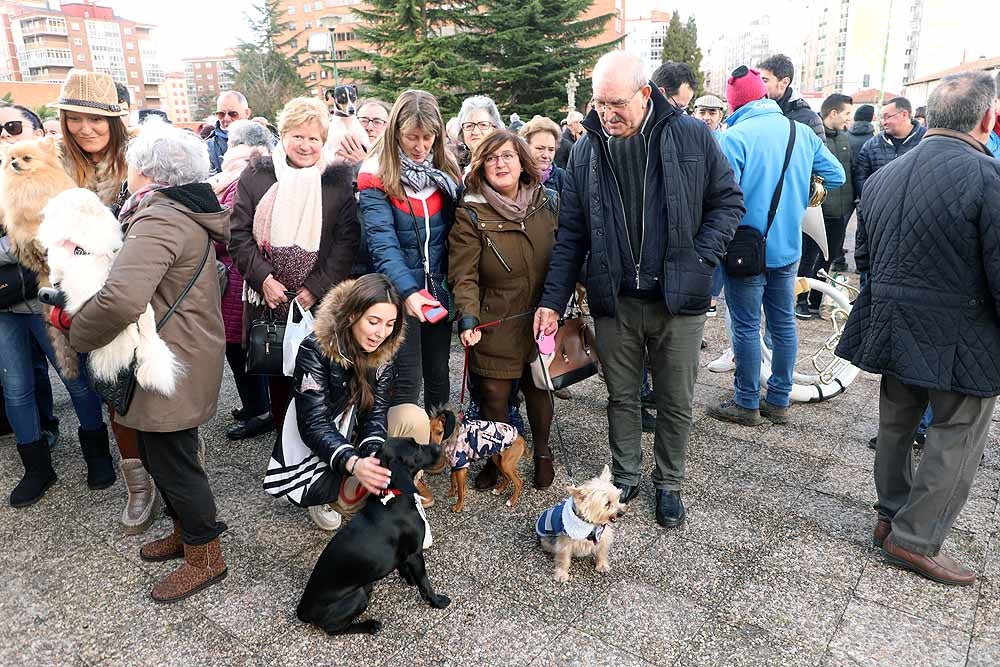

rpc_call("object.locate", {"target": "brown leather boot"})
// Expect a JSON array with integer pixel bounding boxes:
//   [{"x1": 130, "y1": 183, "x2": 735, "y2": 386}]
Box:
[
  {"x1": 151, "y1": 538, "x2": 227, "y2": 603},
  {"x1": 140, "y1": 519, "x2": 183, "y2": 562},
  {"x1": 873, "y1": 517, "x2": 891, "y2": 548},
  {"x1": 882, "y1": 534, "x2": 976, "y2": 586},
  {"x1": 120, "y1": 459, "x2": 160, "y2": 536}
]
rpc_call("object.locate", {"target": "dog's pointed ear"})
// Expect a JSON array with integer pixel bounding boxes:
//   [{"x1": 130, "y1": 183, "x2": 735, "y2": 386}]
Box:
[
  {"x1": 599, "y1": 465, "x2": 611, "y2": 482},
  {"x1": 443, "y1": 411, "x2": 457, "y2": 440}
]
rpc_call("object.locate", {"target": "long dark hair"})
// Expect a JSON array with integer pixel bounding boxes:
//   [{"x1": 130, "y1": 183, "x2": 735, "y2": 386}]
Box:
[{"x1": 335, "y1": 274, "x2": 406, "y2": 413}]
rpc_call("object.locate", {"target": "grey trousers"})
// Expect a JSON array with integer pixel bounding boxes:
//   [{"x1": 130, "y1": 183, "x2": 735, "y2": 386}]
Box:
[
  {"x1": 875, "y1": 374, "x2": 996, "y2": 556},
  {"x1": 594, "y1": 297, "x2": 705, "y2": 490}
]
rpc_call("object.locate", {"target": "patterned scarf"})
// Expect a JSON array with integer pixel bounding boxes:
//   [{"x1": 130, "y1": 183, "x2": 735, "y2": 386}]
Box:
[
  {"x1": 397, "y1": 148, "x2": 458, "y2": 201},
  {"x1": 117, "y1": 182, "x2": 169, "y2": 226}
]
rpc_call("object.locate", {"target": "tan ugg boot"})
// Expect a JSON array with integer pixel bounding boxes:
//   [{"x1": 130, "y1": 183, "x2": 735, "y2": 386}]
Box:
[
  {"x1": 150, "y1": 538, "x2": 227, "y2": 603},
  {"x1": 120, "y1": 459, "x2": 160, "y2": 535},
  {"x1": 140, "y1": 518, "x2": 183, "y2": 562}
]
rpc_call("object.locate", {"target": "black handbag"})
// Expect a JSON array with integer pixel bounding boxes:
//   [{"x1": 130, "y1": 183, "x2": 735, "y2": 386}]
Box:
[
  {"x1": 406, "y1": 200, "x2": 456, "y2": 321},
  {"x1": 724, "y1": 118, "x2": 796, "y2": 278},
  {"x1": 93, "y1": 239, "x2": 213, "y2": 416},
  {"x1": 0, "y1": 263, "x2": 39, "y2": 309},
  {"x1": 245, "y1": 308, "x2": 286, "y2": 376}
]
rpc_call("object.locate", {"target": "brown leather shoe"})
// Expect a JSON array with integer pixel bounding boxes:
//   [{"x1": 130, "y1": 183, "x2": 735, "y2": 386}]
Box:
[
  {"x1": 882, "y1": 534, "x2": 976, "y2": 586},
  {"x1": 151, "y1": 538, "x2": 228, "y2": 603},
  {"x1": 873, "y1": 518, "x2": 891, "y2": 548},
  {"x1": 140, "y1": 519, "x2": 183, "y2": 562}
]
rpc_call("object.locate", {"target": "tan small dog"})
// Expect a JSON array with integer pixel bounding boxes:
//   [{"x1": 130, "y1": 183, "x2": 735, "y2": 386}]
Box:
[
  {"x1": 429, "y1": 406, "x2": 525, "y2": 513},
  {"x1": 0, "y1": 137, "x2": 80, "y2": 377},
  {"x1": 535, "y1": 466, "x2": 627, "y2": 582}
]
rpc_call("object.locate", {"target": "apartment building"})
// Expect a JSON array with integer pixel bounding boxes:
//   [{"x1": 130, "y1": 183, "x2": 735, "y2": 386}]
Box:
[
  {"x1": 161, "y1": 71, "x2": 191, "y2": 123},
  {"x1": 624, "y1": 11, "x2": 671, "y2": 80},
  {"x1": 182, "y1": 53, "x2": 239, "y2": 121},
  {"x1": 0, "y1": 1, "x2": 165, "y2": 110},
  {"x1": 702, "y1": 16, "x2": 773, "y2": 96}
]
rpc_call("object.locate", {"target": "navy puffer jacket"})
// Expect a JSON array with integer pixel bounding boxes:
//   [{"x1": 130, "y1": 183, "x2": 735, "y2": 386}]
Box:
[{"x1": 836, "y1": 130, "x2": 1000, "y2": 397}]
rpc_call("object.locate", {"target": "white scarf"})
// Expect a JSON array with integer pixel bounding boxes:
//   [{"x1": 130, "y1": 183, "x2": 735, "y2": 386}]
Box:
[{"x1": 267, "y1": 143, "x2": 326, "y2": 252}]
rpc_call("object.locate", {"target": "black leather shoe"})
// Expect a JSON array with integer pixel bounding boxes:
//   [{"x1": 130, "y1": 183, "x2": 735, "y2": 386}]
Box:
[
  {"x1": 656, "y1": 489, "x2": 685, "y2": 528},
  {"x1": 616, "y1": 484, "x2": 641, "y2": 503},
  {"x1": 868, "y1": 436, "x2": 877, "y2": 450},
  {"x1": 226, "y1": 414, "x2": 274, "y2": 441},
  {"x1": 231, "y1": 407, "x2": 248, "y2": 422}
]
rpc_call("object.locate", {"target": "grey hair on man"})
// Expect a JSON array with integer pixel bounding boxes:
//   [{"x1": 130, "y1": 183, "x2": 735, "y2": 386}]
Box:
[
  {"x1": 126, "y1": 118, "x2": 210, "y2": 186},
  {"x1": 926, "y1": 71, "x2": 997, "y2": 133},
  {"x1": 457, "y1": 95, "x2": 503, "y2": 129},
  {"x1": 217, "y1": 90, "x2": 249, "y2": 109},
  {"x1": 227, "y1": 119, "x2": 274, "y2": 149}
]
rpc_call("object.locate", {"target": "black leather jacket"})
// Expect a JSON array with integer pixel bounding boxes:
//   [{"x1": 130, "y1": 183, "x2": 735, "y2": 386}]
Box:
[{"x1": 293, "y1": 332, "x2": 394, "y2": 474}]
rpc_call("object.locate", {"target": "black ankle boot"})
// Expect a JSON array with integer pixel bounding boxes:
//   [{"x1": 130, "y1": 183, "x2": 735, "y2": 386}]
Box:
[
  {"x1": 11, "y1": 440, "x2": 57, "y2": 507},
  {"x1": 79, "y1": 425, "x2": 115, "y2": 490},
  {"x1": 41, "y1": 417, "x2": 60, "y2": 449}
]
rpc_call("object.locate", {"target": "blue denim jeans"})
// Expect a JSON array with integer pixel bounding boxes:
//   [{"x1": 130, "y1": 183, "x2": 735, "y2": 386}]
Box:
[
  {"x1": 918, "y1": 405, "x2": 933, "y2": 435},
  {"x1": 0, "y1": 312, "x2": 104, "y2": 444},
  {"x1": 725, "y1": 262, "x2": 799, "y2": 409}
]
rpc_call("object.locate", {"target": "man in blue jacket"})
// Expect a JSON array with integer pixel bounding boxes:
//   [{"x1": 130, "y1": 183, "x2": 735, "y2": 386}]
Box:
[
  {"x1": 205, "y1": 91, "x2": 251, "y2": 174},
  {"x1": 534, "y1": 51, "x2": 744, "y2": 528},
  {"x1": 707, "y1": 66, "x2": 844, "y2": 427}
]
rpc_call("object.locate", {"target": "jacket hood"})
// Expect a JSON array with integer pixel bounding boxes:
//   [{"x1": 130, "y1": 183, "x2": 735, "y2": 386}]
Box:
[
  {"x1": 312, "y1": 278, "x2": 405, "y2": 371},
  {"x1": 849, "y1": 121, "x2": 874, "y2": 135},
  {"x1": 726, "y1": 98, "x2": 783, "y2": 126},
  {"x1": 135, "y1": 190, "x2": 229, "y2": 243}
]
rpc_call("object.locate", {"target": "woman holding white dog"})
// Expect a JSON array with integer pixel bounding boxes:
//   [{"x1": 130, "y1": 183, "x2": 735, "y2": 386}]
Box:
[
  {"x1": 448, "y1": 130, "x2": 559, "y2": 489},
  {"x1": 0, "y1": 103, "x2": 111, "y2": 508},
  {"x1": 69, "y1": 120, "x2": 230, "y2": 603}
]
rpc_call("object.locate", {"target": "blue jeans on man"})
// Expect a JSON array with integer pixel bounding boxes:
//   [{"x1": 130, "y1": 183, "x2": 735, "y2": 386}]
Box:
[{"x1": 724, "y1": 262, "x2": 799, "y2": 408}]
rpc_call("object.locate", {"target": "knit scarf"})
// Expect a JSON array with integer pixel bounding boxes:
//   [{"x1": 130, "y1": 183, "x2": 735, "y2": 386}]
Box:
[
  {"x1": 481, "y1": 182, "x2": 533, "y2": 223},
  {"x1": 398, "y1": 149, "x2": 459, "y2": 201},
  {"x1": 117, "y1": 182, "x2": 169, "y2": 226},
  {"x1": 252, "y1": 144, "x2": 326, "y2": 256}
]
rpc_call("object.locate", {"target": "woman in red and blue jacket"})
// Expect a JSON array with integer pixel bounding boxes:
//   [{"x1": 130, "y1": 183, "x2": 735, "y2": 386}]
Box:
[{"x1": 357, "y1": 90, "x2": 462, "y2": 411}]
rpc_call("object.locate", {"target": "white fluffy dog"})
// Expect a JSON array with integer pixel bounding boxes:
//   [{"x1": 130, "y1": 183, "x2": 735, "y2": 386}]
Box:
[{"x1": 38, "y1": 188, "x2": 181, "y2": 396}]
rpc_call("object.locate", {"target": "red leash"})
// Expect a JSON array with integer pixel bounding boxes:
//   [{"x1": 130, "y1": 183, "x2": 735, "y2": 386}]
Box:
[{"x1": 459, "y1": 310, "x2": 535, "y2": 404}]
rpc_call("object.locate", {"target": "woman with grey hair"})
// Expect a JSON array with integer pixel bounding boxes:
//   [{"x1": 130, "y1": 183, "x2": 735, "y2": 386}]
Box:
[
  {"x1": 209, "y1": 119, "x2": 276, "y2": 441},
  {"x1": 69, "y1": 119, "x2": 230, "y2": 603},
  {"x1": 457, "y1": 95, "x2": 502, "y2": 169}
]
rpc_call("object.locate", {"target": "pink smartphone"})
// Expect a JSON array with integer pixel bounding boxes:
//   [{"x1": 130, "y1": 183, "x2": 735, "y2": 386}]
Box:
[
  {"x1": 418, "y1": 289, "x2": 448, "y2": 324},
  {"x1": 537, "y1": 331, "x2": 555, "y2": 355}
]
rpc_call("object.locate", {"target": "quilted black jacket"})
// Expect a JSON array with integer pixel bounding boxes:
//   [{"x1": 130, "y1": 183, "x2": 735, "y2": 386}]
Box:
[
  {"x1": 538, "y1": 86, "x2": 744, "y2": 318},
  {"x1": 835, "y1": 129, "x2": 1000, "y2": 397}
]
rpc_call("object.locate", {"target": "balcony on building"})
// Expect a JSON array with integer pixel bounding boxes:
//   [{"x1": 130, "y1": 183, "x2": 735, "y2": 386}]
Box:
[
  {"x1": 144, "y1": 67, "x2": 165, "y2": 84},
  {"x1": 21, "y1": 49, "x2": 73, "y2": 69},
  {"x1": 19, "y1": 16, "x2": 68, "y2": 37}
]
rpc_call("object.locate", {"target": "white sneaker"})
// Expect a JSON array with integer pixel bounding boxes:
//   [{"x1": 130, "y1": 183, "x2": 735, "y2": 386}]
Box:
[
  {"x1": 308, "y1": 504, "x2": 343, "y2": 531},
  {"x1": 708, "y1": 349, "x2": 735, "y2": 373}
]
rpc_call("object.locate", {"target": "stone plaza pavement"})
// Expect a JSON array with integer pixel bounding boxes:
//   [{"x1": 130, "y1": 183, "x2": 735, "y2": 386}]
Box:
[{"x1": 2, "y1": 309, "x2": 1000, "y2": 667}]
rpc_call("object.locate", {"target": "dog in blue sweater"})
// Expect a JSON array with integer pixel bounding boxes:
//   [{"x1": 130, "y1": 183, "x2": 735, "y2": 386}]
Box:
[{"x1": 536, "y1": 465, "x2": 628, "y2": 582}]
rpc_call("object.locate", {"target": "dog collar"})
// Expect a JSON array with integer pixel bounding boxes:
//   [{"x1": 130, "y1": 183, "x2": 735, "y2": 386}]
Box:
[
  {"x1": 379, "y1": 488, "x2": 408, "y2": 505},
  {"x1": 61, "y1": 240, "x2": 87, "y2": 256}
]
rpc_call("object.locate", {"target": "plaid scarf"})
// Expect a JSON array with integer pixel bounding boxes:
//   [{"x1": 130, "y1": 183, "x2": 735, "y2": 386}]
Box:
[{"x1": 397, "y1": 149, "x2": 458, "y2": 201}]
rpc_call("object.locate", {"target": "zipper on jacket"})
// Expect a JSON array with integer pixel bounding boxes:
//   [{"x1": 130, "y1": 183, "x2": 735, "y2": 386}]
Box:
[{"x1": 485, "y1": 237, "x2": 513, "y2": 272}]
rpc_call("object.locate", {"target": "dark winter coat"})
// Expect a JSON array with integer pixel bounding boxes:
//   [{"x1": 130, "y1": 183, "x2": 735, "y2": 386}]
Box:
[
  {"x1": 777, "y1": 87, "x2": 825, "y2": 139},
  {"x1": 449, "y1": 185, "x2": 559, "y2": 379},
  {"x1": 555, "y1": 136, "x2": 573, "y2": 169},
  {"x1": 544, "y1": 165, "x2": 566, "y2": 193},
  {"x1": 822, "y1": 126, "x2": 855, "y2": 220},
  {"x1": 835, "y1": 129, "x2": 1000, "y2": 397},
  {"x1": 848, "y1": 121, "x2": 875, "y2": 159},
  {"x1": 538, "y1": 86, "x2": 745, "y2": 319},
  {"x1": 206, "y1": 122, "x2": 228, "y2": 174}
]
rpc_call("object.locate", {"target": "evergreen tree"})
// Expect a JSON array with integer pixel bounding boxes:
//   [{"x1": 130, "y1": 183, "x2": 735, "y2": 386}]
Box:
[
  {"x1": 229, "y1": 0, "x2": 309, "y2": 122},
  {"x1": 661, "y1": 11, "x2": 705, "y2": 94},
  {"x1": 463, "y1": 0, "x2": 621, "y2": 119},
  {"x1": 352, "y1": 0, "x2": 480, "y2": 115}
]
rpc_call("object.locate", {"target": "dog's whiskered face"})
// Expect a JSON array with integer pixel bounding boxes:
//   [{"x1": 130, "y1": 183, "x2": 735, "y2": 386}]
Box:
[
  {"x1": 40, "y1": 188, "x2": 122, "y2": 261},
  {"x1": 380, "y1": 438, "x2": 442, "y2": 475},
  {"x1": 569, "y1": 466, "x2": 628, "y2": 526},
  {"x1": 1, "y1": 137, "x2": 62, "y2": 179}
]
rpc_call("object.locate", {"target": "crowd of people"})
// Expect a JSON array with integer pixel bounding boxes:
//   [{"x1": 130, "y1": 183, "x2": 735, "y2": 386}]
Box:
[{"x1": 2, "y1": 46, "x2": 1000, "y2": 604}]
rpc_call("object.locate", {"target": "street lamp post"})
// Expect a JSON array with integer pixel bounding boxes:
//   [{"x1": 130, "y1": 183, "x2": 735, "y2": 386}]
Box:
[{"x1": 328, "y1": 26, "x2": 340, "y2": 88}]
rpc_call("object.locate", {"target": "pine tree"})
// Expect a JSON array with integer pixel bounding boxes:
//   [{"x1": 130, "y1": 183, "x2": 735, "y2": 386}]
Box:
[
  {"x1": 661, "y1": 11, "x2": 705, "y2": 94},
  {"x1": 229, "y1": 0, "x2": 309, "y2": 122},
  {"x1": 351, "y1": 0, "x2": 481, "y2": 115}
]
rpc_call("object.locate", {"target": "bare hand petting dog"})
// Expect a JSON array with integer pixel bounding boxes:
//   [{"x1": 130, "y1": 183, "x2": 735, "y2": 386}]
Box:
[
  {"x1": 459, "y1": 329, "x2": 481, "y2": 347},
  {"x1": 263, "y1": 275, "x2": 290, "y2": 309},
  {"x1": 349, "y1": 455, "x2": 392, "y2": 494},
  {"x1": 337, "y1": 135, "x2": 367, "y2": 164}
]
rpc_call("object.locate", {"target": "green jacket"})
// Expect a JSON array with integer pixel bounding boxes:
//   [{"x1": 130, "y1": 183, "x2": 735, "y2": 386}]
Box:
[{"x1": 822, "y1": 126, "x2": 854, "y2": 219}]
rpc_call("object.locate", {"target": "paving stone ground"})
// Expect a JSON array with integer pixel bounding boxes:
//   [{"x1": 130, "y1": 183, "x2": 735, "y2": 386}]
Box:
[{"x1": 3, "y1": 274, "x2": 1000, "y2": 666}]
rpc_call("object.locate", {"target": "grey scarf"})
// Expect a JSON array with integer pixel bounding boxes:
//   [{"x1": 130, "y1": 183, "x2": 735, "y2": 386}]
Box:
[{"x1": 398, "y1": 149, "x2": 459, "y2": 201}]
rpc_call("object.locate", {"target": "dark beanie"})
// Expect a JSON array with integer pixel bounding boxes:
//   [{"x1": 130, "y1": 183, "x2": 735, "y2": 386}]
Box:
[{"x1": 854, "y1": 104, "x2": 875, "y2": 122}]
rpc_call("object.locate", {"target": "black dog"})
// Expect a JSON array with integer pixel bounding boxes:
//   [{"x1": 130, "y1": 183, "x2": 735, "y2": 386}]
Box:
[{"x1": 296, "y1": 437, "x2": 449, "y2": 635}]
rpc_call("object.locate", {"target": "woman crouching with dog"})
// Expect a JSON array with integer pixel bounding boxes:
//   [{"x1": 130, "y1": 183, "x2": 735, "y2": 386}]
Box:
[
  {"x1": 263, "y1": 273, "x2": 431, "y2": 530},
  {"x1": 448, "y1": 130, "x2": 559, "y2": 489}
]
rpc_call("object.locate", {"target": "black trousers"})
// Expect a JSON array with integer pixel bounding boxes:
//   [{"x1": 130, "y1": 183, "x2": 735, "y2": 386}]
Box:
[
  {"x1": 224, "y1": 343, "x2": 270, "y2": 417},
  {"x1": 137, "y1": 427, "x2": 226, "y2": 545},
  {"x1": 797, "y1": 215, "x2": 849, "y2": 309},
  {"x1": 392, "y1": 315, "x2": 452, "y2": 411}
]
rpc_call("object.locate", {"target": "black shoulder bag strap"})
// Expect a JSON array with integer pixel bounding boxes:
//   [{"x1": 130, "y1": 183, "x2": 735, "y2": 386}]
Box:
[
  {"x1": 156, "y1": 237, "x2": 212, "y2": 331},
  {"x1": 764, "y1": 118, "x2": 797, "y2": 240}
]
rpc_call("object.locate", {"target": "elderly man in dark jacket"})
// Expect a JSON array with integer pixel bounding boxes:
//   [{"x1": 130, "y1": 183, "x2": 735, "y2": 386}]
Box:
[
  {"x1": 534, "y1": 51, "x2": 744, "y2": 528},
  {"x1": 836, "y1": 72, "x2": 1000, "y2": 587}
]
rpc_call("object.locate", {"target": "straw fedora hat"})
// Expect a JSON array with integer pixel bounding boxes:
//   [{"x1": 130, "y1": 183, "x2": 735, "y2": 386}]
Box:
[{"x1": 54, "y1": 69, "x2": 128, "y2": 117}]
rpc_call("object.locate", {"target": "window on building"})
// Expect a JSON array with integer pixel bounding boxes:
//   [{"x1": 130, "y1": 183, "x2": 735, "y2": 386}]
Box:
[
  {"x1": 128, "y1": 56, "x2": 136, "y2": 64},
  {"x1": 305, "y1": 21, "x2": 312, "y2": 29},
  {"x1": 124, "y1": 27, "x2": 133, "y2": 35},
  {"x1": 863, "y1": 74, "x2": 870, "y2": 87},
  {"x1": 207, "y1": 74, "x2": 213, "y2": 80},
  {"x1": 71, "y1": 22, "x2": 80, "y2": 30},
  {"x1": 304, "y1": 2, "x2": 311, "y2": 11},
  {"x1": 130, "y1": 71, "x2": 138, "y2": 80},
  {"x1": 73, "y1": 38, "x2": 82, "y2": 46},
  {"x1": 288, "y1": 5, "x2": 296, "y2": 13},
  {"x1": 195, "y1": 62, "x2": 201, "y2": 69},
  {"x1": 196, "y1": 74, "x2": 202, "y2": 80},
  {"x1": 76, "y1": 54, "x2": 84, "y2": 61}
]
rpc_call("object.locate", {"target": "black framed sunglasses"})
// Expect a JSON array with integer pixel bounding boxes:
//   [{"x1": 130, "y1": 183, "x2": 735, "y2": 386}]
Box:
[
  {"x1": 0, "y1": 120, "x2": 24, "y2": 136},
  {"x1": 215, "y1": 110, "x2": 241, "y2": 120}
]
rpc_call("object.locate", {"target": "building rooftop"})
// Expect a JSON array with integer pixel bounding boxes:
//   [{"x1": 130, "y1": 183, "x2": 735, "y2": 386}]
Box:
[{"x1": 907, "y1": 55, "x2": 1000, "y2": 86}]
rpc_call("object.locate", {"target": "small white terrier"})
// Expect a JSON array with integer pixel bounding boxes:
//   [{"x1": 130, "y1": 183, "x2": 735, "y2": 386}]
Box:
[{"x1": 38, "y1": 188, "x2": 181, "y2": 396}]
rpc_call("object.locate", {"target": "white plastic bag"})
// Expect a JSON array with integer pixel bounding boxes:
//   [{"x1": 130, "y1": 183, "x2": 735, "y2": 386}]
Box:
[{"x1": 282, "y1": 299, "x2": 315, "y2": 377}]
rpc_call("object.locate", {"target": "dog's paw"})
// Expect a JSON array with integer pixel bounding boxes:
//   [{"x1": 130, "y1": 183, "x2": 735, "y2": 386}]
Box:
[
  {"x1": 430, "y1": 594, "x2": 451, "y2": 609},
  {"x1": 553, "y1": 569, "x2": 570, "y2": 583},
  {"x1": 505, "y1": 499, "x2": 512, "y2": 507},
  {"x1": 491, "y1": 488, "x2": 501, "y2": 496},
  {"x1": 596, "y1": 561, "x2": 612, "y2": 574},
  {"x1": 450, "y1": 503, "x2": 464, "y2": 513}
]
